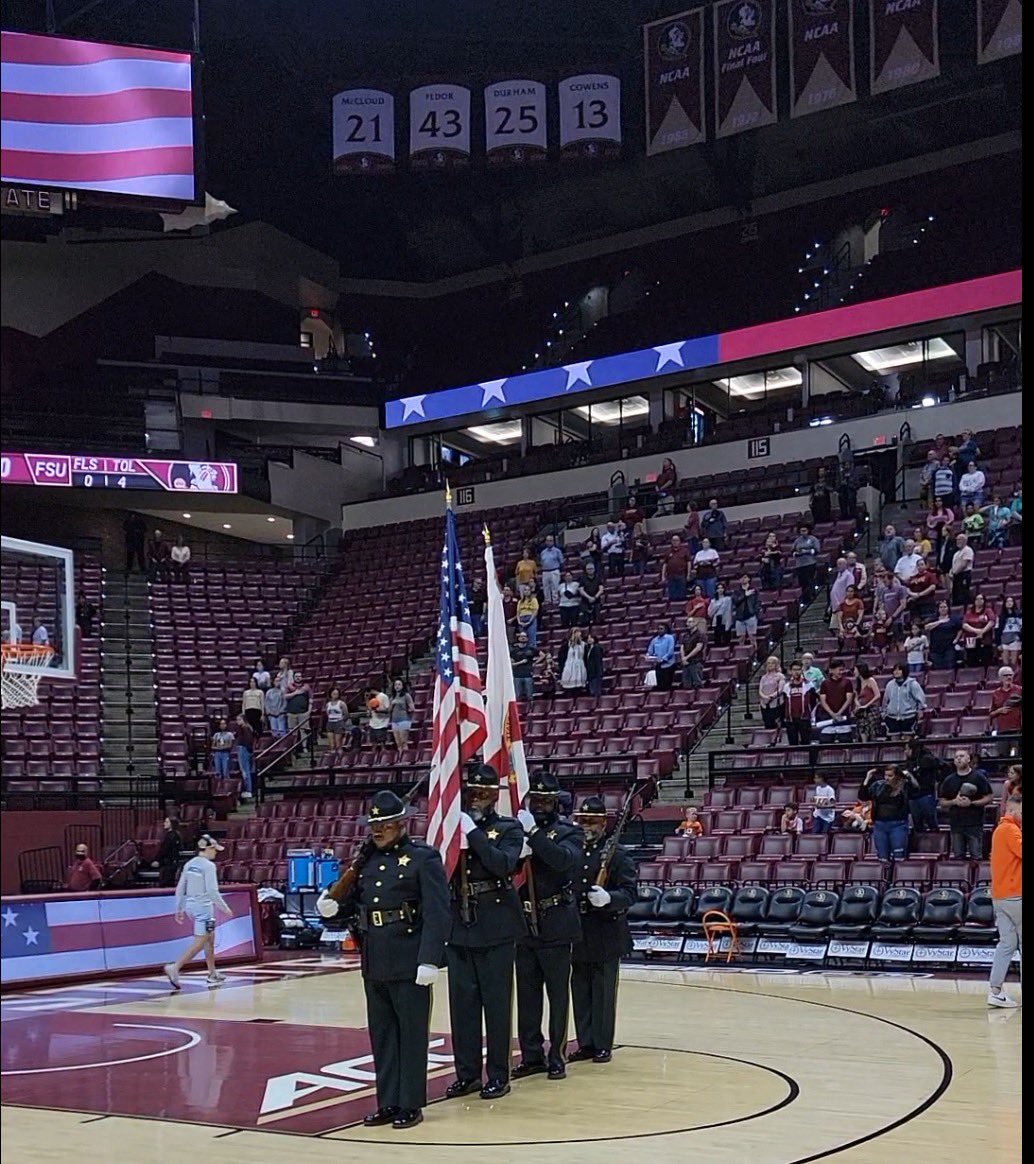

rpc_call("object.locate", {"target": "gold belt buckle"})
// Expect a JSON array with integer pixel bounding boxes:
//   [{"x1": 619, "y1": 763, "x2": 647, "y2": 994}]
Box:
[{"x1": 371, "y1": 910, "x2": 383, "y2": 927}]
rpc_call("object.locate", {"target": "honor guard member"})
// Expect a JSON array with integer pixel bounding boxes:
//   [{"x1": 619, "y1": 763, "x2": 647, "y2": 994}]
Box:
[
  {"x1": 512, "y1": 771, "x2": 584, "y2": 1080},
  {"x1": 317, "y1": 789, "x2": 450, "y2": 1129},
  {"x1": 568, "y1": 796, "x2": 637, "y2": 1064},
  {"x1": 446, "y1": 762, "x2": 526, "y2": 1101}
]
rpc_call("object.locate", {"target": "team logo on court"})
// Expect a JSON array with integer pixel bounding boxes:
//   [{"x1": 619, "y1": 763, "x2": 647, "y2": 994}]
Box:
[
  {"x1": 729, "y1": 2, "x2": 762, "y2": 38},
  {"x1": 658, "y1": 21, "x2": 690, "y2": 60}
]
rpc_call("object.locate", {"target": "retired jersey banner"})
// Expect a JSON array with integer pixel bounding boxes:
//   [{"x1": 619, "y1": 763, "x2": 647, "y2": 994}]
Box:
[
  {"x1": 484, "y1": 79, "x2": 548, "y2": 166},
  {"x1": 977, "y1": 0, "x2": 1022, "y2": 64},
  {"x1": 558, "y1": 73, "x2": 622, "y2": 159},
  {"x1": 869, "y1": 0, "x2": 940, "y2": 94},
  {"x1": 644, "y1": 9, "x2": 705, "y2": 155},
  {"x1": 789, "y1": 0, "x2": 857, "y2": 118},
  {"x1": 409, "y1": 83, "x2": 471, "y2": 169},
  {"x1": 713, "y1": 0, "x2": 777, "y2": 138},
  {"x1": 332, "y1": 89, "x2": 395, "y2": 174}
]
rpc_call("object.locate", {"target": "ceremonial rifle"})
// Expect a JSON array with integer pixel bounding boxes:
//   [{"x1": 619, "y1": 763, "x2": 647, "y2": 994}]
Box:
[{"x1": 594, "y1": 782, "x2": 641, "y2": 888}]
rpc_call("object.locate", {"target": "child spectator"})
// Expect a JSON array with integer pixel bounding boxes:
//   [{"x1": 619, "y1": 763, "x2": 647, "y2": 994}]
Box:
[
  {"x1": 675, "y1": 807, "x2": 704, "y2": 838},
  {"x1": 904, "y1": 622, "x2": 929, "y2": 676},
  {"x1": 810, "y1": 774, "x2": 838, "y2": 834},
  {"x1": 841, "y1": 800, "x2": 872, "y2": 832},
  {"x1": 780, "y1": 802, "x2": 804, "y2": 837},
  {"x1": 211, "y1": 718, "x2": 234, "y2": 779}
]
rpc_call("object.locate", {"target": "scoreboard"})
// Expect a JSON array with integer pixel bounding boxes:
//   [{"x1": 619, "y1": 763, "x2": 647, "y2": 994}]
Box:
[{"x1": 0, "y1": 452, "x2": 238, "y2": 494}]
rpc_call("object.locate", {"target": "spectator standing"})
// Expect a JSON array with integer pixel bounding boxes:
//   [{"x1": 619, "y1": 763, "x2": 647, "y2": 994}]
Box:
[
  {"x1": 959, "y1": 461, "x2": 987, "y2": 508},
  {"x1": 932, "y1": 457, "x2": 958, "y2": 508},
  {"x1": 502, "y1": 585, "x2": 518, "y2": 641},
  {"x1": 801, "y1": 653, "x2": 824, "y2": 689},
  {"x1": 904, "y1": 558, "x2": 940, "y2": 624},
  {"x1": 903, "y1": 623, "x2": 929, "y2": 676},
  {"x1": 366, "y1": 687, "x2": 391, "y2": 744},
  {"x1": 988, "y1": 666, "x2": 1022, "y2": 746},
  {"x1": 324, "y1": 686, "x2": 349, "y2": 751},
  {"x1": 960, "y1": 594, "x2": 995, "y2": 666},
  {"x1": 692, "y1": 538, "x2": 720, "y2": 600},
  {"x1": 234, "y1": 714, "x2": 255, "y2": 799},
  {"x1": 683, "y1": 502, "x2": 701, "y2": 554},
  {"x1": 683, "y1": 584, "x2": 708, "y2": 636},
  {"x1": 957, "y1": 429, "x2": 981, "y2": 465},
  {"x1": 878, "y1": 525, "x2": 906, "y2": 573},
  {"x1": 389, "y1": 679, "x2": 416, "y2": 750},
  {"x1": 601, "y1": 522, "x2": 625, "y2": 578},
  {"x1": 516, "y1": 584, "x2": 540, "y2": 647},
  {"x1": 948, "y1": 533, "x2": 975, "y2": 606},
  {"x1": 874, "y1": 568, "x2": 908, "y2": 629},
  {"x1": 706, "y1": 583, "x2": 732, "y2": 645},
  {"x1": 780, "y1": 803, "x2": 805, "y2": 837},
  {"x1": 700, "y1": 499, "x2": 728, "y2": 550},
  {"x1": 984, "y1": 496, "x2": 1013, "y2": 548},
  {"x1": 241, "y1": 676, "x2": 265, "y2": 734},
  {"x1": 579, "y1": 563, "x2": 604, "y2": 625},
  {"x1": 539, "y1": 536, "x2": 564, "y2": 608},
  {"x1": 757, "y1": 656, "x2": 785, "y2": 730},
  {"x1": 274, "y1": 656, "x2": 294, "y2": 692},
  {"x1": 580, "y1": 527, "x2": 603, "y2": 571},
  {"x1": 1001, "y1": 764, "x2": 1022, "y2": 815},
  {"x1": 733, "y1": 574, "x2": 761, "y2": 653},
  {"x1": 782, "y1": 661, "x2": 816, "y2": 745},
  {"x1": 646, "y1": 625, "x2": 677, "y2": 692},
  {"x1": 31, "y1": 619, "x2": 49, "y2": 646},
  {"x1": 285, "y1": 673, "x2": 312, "y2": 755},
  {"x1": 123, "y1": 511, "x2": 147, "y2": 573},
  {"x1": 252, "y1": 659, "x2": 271, "y2": 690},
  {"x1": 817, "y1": 659, "x2": 855, "y2": 740},
  {"x1": 893, "y1": 540, "x2": 924, "y2": 584},
  {"x1": 661, "y1": 535, "x2": 691, "y2": 602},
  {"x1": 809, "y1": 468, "x2": 833, "y2": 525},
  {"x1": 904, "y1": 739, "x2": 943, "y2": 834},
  {"x1": 558, "y1": 571, "x2": 583, "y2": 628},
  {"x1": 853, "y1": 663, "x2": 882, "y2": 742},
  {"x1": 515, "y1": 546, "x2": 538, "y2": 592},
  {"x1": 560, "y1": 628, "x2": 588, "y2": 692},
  {"x1": 211, "y1": 718, "x2": 234, "y2": 779},
  {"x1": 829, "y1": 558, "x2": 854, "y2": 627},
  {"x1": 911, "y1": 527, "x2": 933, "y2": 559},
  {"x1": 962, "y1": 503, "x2": 986, "y2": 545},
  {"x1": 680, "y1": 623, "x2": 706, "y2": 690},
  {"x1": 926, "y1": 600, "x2": 962, "y2": 671},
  {"x1": 585, "y1": 633, "x2": 605, "y2": 699},
  {"x1": 838, "y1": 457, "x2": 858, "y2": 523},
  {"x1": 154, "y1": 816, "x2": 183, "y2": 888},
  {"x1": 75, "y1": 590, "x2": 97, "y2": 638},
  {"x1": 810, "y1": 774, "x2": 837, "y2": 835},
  {"x1": 511, "y1": 632, "x2": 537, "y2": 701},
  {"x1": 469, "y1": 579, "x2": 487, "y2": 638},
  {"x1": 791, "y1": 524, "x2": 821, "y2": 604},
  {"x1": 621, "y1": 495, "x2": 646, "y2": 529},
  {"x1": 996, "y1": 596, "x2": 1022, "y2": 668},
  {"x1": 927, "y1": 500, "x2": 956, "y2": 554},
  {"x1": 655, "y1": 459, "x2": 678, "y2": 514},
  {"x1": 859, "y1": 765, "x2": 919, "y2": 861},
  {"x1": 939, "y1": 749, "x2": 994, "y2": 859},
  {"x1": 918, "y1": 450, "x2": 939, "y2": 505},
  {"x1": 264, "y1": 682, "x2": 287, "y2": 737},
  {"x1": 759, "y1": 533, "x2": 784, "y2": 591},
  {"x1": 170, "y1": 535, "x2": 191, "y2": 582},
  {"x1": 630, "y1": 523, "x2": 650, "y2": 576},
  {"x1": 987, "y1": 795, "x2": 1022, "y2": 1008},
  {"x1": 881, "y1": 663, "x2": 927, "y2": 739},
  {"x1": 66, "y1": 843, "x2": 104, "y2": 891}
]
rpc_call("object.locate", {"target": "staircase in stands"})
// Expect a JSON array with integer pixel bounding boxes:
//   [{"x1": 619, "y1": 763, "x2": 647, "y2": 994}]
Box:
[{"x1": 101, "y1": 573, "x2": 159, "y2": 785}]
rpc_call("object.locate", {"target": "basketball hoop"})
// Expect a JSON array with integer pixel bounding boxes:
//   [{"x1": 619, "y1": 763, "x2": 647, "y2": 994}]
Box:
[{"x1": 1, "y1": 643, "x2": 55, "y2": 709}]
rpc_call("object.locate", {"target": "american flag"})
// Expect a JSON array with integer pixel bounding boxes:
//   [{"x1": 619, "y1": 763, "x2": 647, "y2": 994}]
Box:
[
  {"x1": 1, "y1": 30, "x2": 196, "y2": 201},
  {"x1": 427, "y1": 505, "x2": 487, "y2": 880}
]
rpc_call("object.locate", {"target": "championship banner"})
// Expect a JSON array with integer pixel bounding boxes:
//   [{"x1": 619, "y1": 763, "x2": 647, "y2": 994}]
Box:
[
  {"x1": 332, "y1": 88, "x2": 395, "y2": 174},
  {"x1": 644, "y1": 9, "x2": 705, "y2": 155},
  {"x1": 409, "y1": 83, "x2": 471, "y2": 170},
  {"x1": 869, "y1": 0, "x2": 940, "y2": 95},
  {"x1": 558, "y1": 73, "x2": 622, "y2": 159},
  {"x1": 713, "y1": 0, "x2": 777, "y2": 138},
  {"x1": 484, "y1": 78, "x2": 548, "y2": 166},
  {"x1": 789, "y1": 0, "x2": 857, "y2": 119},
  {"x1": 977, "y1": 0, "x2": 1022, "y2": 64}
]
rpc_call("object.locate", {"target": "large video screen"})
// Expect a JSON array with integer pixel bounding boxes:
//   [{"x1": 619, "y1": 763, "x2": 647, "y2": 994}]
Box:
[{"x1": 1, "y1": 30, "x2": 197, "y2": 202}]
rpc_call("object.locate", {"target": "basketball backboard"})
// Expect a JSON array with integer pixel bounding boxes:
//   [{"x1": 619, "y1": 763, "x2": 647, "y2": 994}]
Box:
[{"x1": 0, "y1": 536, "x2": 76, "y2": 680}]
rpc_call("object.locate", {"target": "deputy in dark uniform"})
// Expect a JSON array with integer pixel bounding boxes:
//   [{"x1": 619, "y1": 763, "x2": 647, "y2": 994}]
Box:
[
  {"x1": 316, "y1": 789, "x2": 450, "y2": 1129},
  {"x1": 512, "y1": 771, "x2": 584, "y2": 1080},
  {"x1": 445, "y1": 762, "x2": 526, "y2": 1101},
  {"x1": 568, "y1": 796, "x2": 637, "y2": 1064}
]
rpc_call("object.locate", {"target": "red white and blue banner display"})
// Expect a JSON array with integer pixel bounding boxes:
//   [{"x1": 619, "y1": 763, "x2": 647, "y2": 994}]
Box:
[
  {"x1": 644, "y1": 9, "x2": 706, "y2": 155},
  {"x1": 869, "y1": 0, "x2": 940, "y2": 94},
  {"x1": 409, "y1": 83, "x2": 471, "y2": 169},
  {"x1": 332, "y1": 88, "x2": 395, "y2": 174},
  {"x1": 0, "y1": 30, "x2": 196, "y2": 201},
  {"x1": 558, "y1": 73, "x2": 622, "y2": 159},
  {"x1": 1, "y1": 887, "x2": 259, "y2": 985},
  {"x1": 977, "y1": 0, "x2": 1022, "y2": 63},
  {"x1": 713, "y1": 0, "x2": 777, "y2": 138},
  {"x1": 789, "y1": 0, "x2": 857, "y2": 118},
  {"x1": 483, "y1": 78, "x2": 548, "y2": 166},
  {"x1": 0, "y1": 453, "x2": 238, "y2": 492}
]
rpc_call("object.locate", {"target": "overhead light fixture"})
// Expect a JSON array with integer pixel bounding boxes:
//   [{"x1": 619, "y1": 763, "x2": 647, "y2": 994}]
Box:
[
  {"x1": 716, "y1": 367, "x2": 802, "y2": 399},
  {"x1": 182, "y1": 512, "x2": 192, "y2": 519},
  {"x1": 350, "y1": 435, "x2": 377, "y2": 448},
  {"x1": 222, "y1": 523, "x2": 232, "y2": 530},
  {"x1": 464, "y1": 420, "x2": 523, "y2": 445},
  {"x1": 267, "y1": 516, "x2": 276, "y2": 523},
  {"x1": 573, "y1": 396, "x2": 649, "y2": 424},
  {"x1": 853, "y1": 337, "x2": 956, "y2": 372},
  {"x1": 286, "y1": 533, "x2": 295, "y2": 540}
]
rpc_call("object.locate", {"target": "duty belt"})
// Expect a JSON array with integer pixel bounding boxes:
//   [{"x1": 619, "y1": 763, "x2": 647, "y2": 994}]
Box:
[
  {"x1": 462, "y1": 878, "x2": 511, "y2": 896},
  {"x1": 357, "y1": 903, "x2": 419, "y2": 929},
  {"x1": 525, "y1": 892, "x2": 569, "y2": 914}
]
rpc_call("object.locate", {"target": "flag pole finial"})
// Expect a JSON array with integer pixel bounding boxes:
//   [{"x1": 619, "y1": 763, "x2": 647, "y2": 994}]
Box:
[
  {"x1": 445, "y1": 480, "x2": 452, "y2": 508},
  {"x1": 483, "y1": 524, "x2": 491, "y2": 546}
]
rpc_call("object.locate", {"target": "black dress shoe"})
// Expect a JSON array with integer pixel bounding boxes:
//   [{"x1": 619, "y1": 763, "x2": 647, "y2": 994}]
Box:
[
  {"x1": 445, "y1": 1078, "x2": 481, "y2": 1099},
  {"x1": 362, "y1": 1106, "x2": 400, "y2": 1127},
  {"x1": 547, "y1": 1060, "x2": 567, "y2": 1080},
  {"x1": 480, "y1": 1079, "x2": 512, "y2": 1099},
  {"x1": 392, "y1": 1109, "x2": 423, "y2": 1129},
  {"x1": 592, "y1": 1049, "x2": 612, "y2": 1063},
  {"x1": 511, "y1": 1060, "x2": 547, "y2": 1079},
  {"x1": 567, "y1": 1045, "x2": 596, "y2": 1063}
]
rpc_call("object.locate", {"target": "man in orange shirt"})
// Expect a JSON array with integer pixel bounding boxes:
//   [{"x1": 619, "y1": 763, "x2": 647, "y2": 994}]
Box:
[{"x1": 988, "y1": 794, "x2": 1022, "y2": 1008}]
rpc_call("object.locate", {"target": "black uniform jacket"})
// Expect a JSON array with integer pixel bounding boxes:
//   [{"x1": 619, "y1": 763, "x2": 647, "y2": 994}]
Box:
[
  {"x1": 519, "y1": 818, "x2": 585, "y2": 948},
  {"x1": 571, "y1": 838, "x2": 637, "y2": 963},
  {"x1": 448, "y1": 811, "x2": 527, "y2": 948}
]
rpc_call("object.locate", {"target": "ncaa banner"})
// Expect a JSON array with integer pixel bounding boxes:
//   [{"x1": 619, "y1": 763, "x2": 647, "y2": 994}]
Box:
[
  {"x1": 977, "y1": 0, "x2": 1022, "y2": 64},
  {"x1": 558, "y1": 73, "x2": 622, "y2": 160},
  {"x1": 644, "y1": 9, "x2": 705, "y2": 155},
  {"x1": 409, "y1": 83, "x2": 471, "y2": 169},
  {"x1": 869, "y1": 0, "x2": 940, "y2": 94},
  {"x1": 713, "y1": 0, "x2": 777, "y2": 138},
  {"x1": 332, "y1": 88, "x2": 395, "y2": 174},
  {"x1": 484, "y1": 78, "x2": 548, "y2": 166},
  {"x1": 789, "y1": 0, "x2": 857, "y2": 119}
]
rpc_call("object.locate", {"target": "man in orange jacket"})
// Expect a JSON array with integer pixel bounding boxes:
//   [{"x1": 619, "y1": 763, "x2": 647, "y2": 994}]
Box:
[{"x1": 988, "y1": 794, "x2": 1022, "y2": 1008}]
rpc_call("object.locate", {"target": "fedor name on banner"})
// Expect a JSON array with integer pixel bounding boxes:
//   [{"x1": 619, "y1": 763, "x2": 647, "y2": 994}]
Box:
[
  {"x1": 409, "y1": 83, "x2": 472, "y2": 169},
  {"x1": 713, "y1": 0, "x2": 777, "y2": 138},
  {"x1": 484, "y1": 78, "x2": 548, "y2": 166},
  {"x1": 644, "y1": 9, "x2": 705, "y2": 156},
  {"x1": 789, "y1": 0, "x2": 857, "y2": 119},
  {"x1": 869, "y1": 0, "x2": 940, "y2": 95},
  {"x1": 332, "y1": 88, "x2": 396, "y2": 174},
  {"x1": 558, "y1": 73, "x2": 622, "y2": 160},
  {"x1": 977, "y1": 0, "x2": 1022, "y2": 64}
]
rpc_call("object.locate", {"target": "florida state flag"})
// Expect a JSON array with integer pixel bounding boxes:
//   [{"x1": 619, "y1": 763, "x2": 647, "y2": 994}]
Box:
[
  {"x1": 789, "y1": 0, "x2": 857, "y2": 119},
  {"x1": 713, "y1": 0, "x2": 777, "y2": 138},
  {"x1": 869, "y1": 0, "x2": 940, "y2": 95}
]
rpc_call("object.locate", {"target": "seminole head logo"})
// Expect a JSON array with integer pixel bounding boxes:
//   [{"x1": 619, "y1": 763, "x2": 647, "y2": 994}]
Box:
[
  {"x1": 658, "y1": 21, "x2": 690, "y2": 60},
  {"x1": 729, "y1": 2, "x2": 762, "y2": 39}
]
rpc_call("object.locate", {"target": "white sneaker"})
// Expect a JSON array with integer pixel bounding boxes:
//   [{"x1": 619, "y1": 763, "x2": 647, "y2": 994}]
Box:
[
  {"x1": 987, "y1": 990, "x2": 1019, "y2": 1008},
  {"x1": 163, "y1": 962, "x2": 181, "y2": 989},
  {"x1": 207, "y1": 972, "x2": 227, "y2": 986}
]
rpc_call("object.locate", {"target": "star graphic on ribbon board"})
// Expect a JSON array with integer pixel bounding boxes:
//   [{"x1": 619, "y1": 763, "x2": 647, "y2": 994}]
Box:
[
  {"x1": 563, "y1": 361, "x2": 593, "y2": 391},
  {"x1": 653, "y1": 341, "x2": 686, "y2": 371},
  {"x1": 398, "y1": 855, "x2": 411, "y2": 867},
  {"x1": 400, "y1": 395, "x2": 427, "y2": 421},
  {"x1": 479, "y1": 379, "x2": 508, "y2": 406},
  {"x1": 2, "y1": 907, "x2": 17, "y2": 927},
  {"x1": 487, "y1": 829, "x2": 499, "y2": 840},
  {"x1": 23, "y1": 926, "x2": 39, "y2": 946}
]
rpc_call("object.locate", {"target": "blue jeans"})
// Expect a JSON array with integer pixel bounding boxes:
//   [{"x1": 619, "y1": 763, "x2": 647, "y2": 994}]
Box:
[
  {"x1": 515, "y1": 675, "x2": 534, "y2": 701},
  {"x1": 873, "y1": 818, "x2": 909, "y2": 861},
  {"x1": 471, "y1": 614, "x2": 484, "y2": 638},
  {"x1": 667, "y1": 577, "x2": 687, "y2": 602},
  {"x1": 909, "y1": 794, "x2": 938, "y2": 833},
  {"x1": 269, "y1": 714, "x2": 287, "y2": 737},
  {"x1": 698, "y1": 576, "x2": 717, "y2": 599},
  {"x1": 213, "y1": 750, "x2": 230, "y2": 779},
  {"x1": 237, "y1": 746, "x2": 253, "y2": 794},
  {"x1": 588, "y1": 676, "x2": 602, "y2": 698},
  {"x1": 523, "y1": 619, "x2": 538, "y2": 647},
  {"x1": 812, "y1": 816, "x2": 833, "y2": 835}
]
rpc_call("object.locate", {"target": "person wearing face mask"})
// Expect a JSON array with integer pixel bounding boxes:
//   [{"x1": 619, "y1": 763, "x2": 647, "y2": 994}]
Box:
[
  {"x1": 445, "y1": 763, "x2": 526, "y2": 1102},
  {"x1": 66, "y1": 843, "x2": 103, "y2": 891},
  {"x1": 568, "y1": 797, "x2": 637, "y2": 1065},
  {"x1": 512, "y1": 771, "x2": 584, "y2": 1082}
]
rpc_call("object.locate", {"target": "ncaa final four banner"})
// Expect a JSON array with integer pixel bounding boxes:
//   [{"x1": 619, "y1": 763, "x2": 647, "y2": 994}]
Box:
[
  {"x1": 789, "y1": 0, "x2": 857, "y2": 119},
  {"x1": 483, "y1": 78, "x2": 548, "y2": 166},
  {"x1": 643, "y1": 9, "x2": 705, "y2": 155},
  {"x1": 869, "y1": 0, "x2": 940, "y2": 94},
  {"x1": 977, "y1": 0, "x2": 1022, "y2": 64},
  {"x1": 409, "y1": 83, "x2": 471, "y2": 169},
  {"x1": 713, "y1": 0, "x2": 777, "y2": 138},
  {"x1": 332, "y1": 89, "x2": 395, "y2": 174},
  {"x1": 558, "y1": 73, "x2": 622, "y2": 160}
]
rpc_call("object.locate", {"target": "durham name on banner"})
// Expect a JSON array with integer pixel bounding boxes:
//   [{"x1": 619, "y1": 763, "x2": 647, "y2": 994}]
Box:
[
  {"x1": 713, "y1": 0, "x2": 777, "y2": 138},
  {"x1": 644, "y1": 9, "x2": 705, "y2": 155},
  {"x1": 332, "y1": 88, "x2": 395, "y2": 174},
  {"x1": 409, "y1": 83, "x2": 471, "y2": 169},
  {"x1": 978, "y1": 0, "x2": 1022, "y2": 64},
  {"x1": 789, "y1": 0, "x2": 857, "y2": 118},
  {"x1": 869, "y1": 0, "x2": 940, "y2": 94},
  {"x1": 558, "y1": 73, "x2": 622, "y2": 160},
  {"x1": 484, "y1": 79, "x2": 548, "y2": 166}
]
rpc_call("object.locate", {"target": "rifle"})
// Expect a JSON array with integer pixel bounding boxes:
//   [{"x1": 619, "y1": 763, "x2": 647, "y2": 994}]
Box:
[
  {"x1": 523, "y1": 856, "x2": 540, "y2": 938},
  {"x1": 594, "y1": 782, "x2": 640, "y2": 889}
]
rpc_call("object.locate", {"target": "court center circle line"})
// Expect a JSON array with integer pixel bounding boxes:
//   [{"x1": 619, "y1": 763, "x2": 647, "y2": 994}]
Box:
[{"x1": 1, "y1": 1022, "x2": 201, "y2": 1076}]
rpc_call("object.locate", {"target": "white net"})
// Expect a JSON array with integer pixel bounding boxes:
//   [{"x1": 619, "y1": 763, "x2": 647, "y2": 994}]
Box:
[{"x1": 1, "y1": 644, "x2": 55, "y2": 709}]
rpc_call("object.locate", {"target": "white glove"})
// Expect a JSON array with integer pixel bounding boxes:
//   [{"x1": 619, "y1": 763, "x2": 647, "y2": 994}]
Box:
[
  {"x1": 588, "y1": 886, "x2": 611, "y2": 908},
  {"x1": 517, "y1": 809, "x2": 536, "y2": 834},
  {"x1": 520, "y1": 839, "x2": 532, "y2": 858},
  {"x1": 316, "y1": 891, "x2": 339, "y2": 918},
  {"x1": 415, "y1": 964, "x2": 439, "y2": 987},
  {"x1": 459, "y1": 813, "x2": 477, "y2": 836}
]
